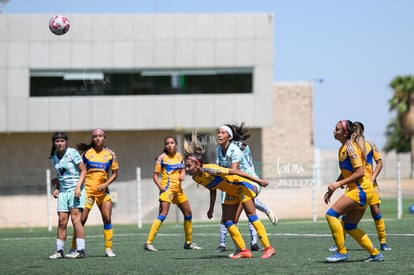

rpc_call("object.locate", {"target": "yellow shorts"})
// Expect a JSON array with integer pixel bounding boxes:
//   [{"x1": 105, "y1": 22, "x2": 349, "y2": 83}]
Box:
[
  {"x1": 85, "y1": 193, "x2": 112, "y2": 209},
  {"x1": 344, "y1": 187, "x2": 373, "y2": 208},
  {"x1": 370, "y1": 185, "x2": 381, "y2": 205},
  {"x1": 159, "y1": 189, "x2": 188, "y2": 204},
  {"x1": 223, "y1": 187, "x2": 256, "y2": 205}
]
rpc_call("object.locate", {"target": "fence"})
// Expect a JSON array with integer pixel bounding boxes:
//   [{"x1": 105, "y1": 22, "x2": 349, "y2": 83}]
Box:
[{"x1": 1, "y1": 152, "x2": 413, "y2": 229}]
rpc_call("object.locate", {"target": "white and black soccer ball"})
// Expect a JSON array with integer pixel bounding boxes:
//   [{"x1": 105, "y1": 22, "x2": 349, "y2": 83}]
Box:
[{"x1": 49, "y1": 15, "x2": 70, "y2": 35}]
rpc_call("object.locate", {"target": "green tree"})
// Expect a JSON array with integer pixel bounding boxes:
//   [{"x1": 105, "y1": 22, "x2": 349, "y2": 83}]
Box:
[
  {"x1": 388, "y1": 75, "x2": 414, "y2": 177},
  {"x1": 383, "y1": 118, "x2": 410, "y2": 153}
]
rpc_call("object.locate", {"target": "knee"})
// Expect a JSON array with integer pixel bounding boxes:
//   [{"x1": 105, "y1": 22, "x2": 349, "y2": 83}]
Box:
[
  {"x1": 372, "y1": 213, "x2": 382, "y2": 221},
  {"x1": 157, "y1": 214, "x2": 166, "y2": 222},
  {"x1": 223, "y1": 220, "x2": 235, "y2": 228},
  {"x1": 326, "y1": 208, "x2": 341, "y2": 218},
  {"x1": 247, "y1": 215, "x2": 259, "y2": 223},
  {"x1": 344, "y1": 223, "x2": 357, "y2": 232}
]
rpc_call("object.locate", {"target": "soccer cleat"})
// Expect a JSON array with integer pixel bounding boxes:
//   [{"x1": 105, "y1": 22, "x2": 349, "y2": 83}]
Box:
[
  {"x1": 365, "y1": 253, "x2": 384, "y2": 262},
  {"x1": 261, "y1": 246, "x2": 276, "y2": 259},
  {"x1": 65, "y1": 249, "x2": 86, "y2": 259},
  {"x1": 266, "y1": 209, "x2": 279, "y2": 226},
  {"x1": 325, "y1": 252, "x2": 349, "y2": 263},
  {"x1": 183, "y1": 242, "x2": 202, "y2": 250},
  {"x1": 215, "y1": 245, "x2": 226, "y2": 253},
  {"x1": 105, "y1": 248, "x2": 116, "y2": 257},
  {"x1": 380, "y1": 243, "x2": 392, "y2": 251},
  {"x1": 49, "y1": 250, "x2": 64, "y2": 259},
  {"x1": 143, "y1": 243, "x2": 158, "y2": 252},
  {"x1": 250, "y1": 243, "x2": 260, "y2": 251},
  {"x1": 229, "y1": 249, "x2": 253, "y2": 259},
  {"x1": 328, "y1": 245, "x2": 338, "y2": 252},
  {"x1": 65, "y1": 249, "x2": 77, "y2": 258},
  {"x1": 228, "y1": 249, "x2": 241, "y2": 257}
]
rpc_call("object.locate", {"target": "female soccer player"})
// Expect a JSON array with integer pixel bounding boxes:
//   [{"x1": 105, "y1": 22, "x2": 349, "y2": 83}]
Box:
[
  {"x1": 68, "y1": 128, "x2": 119, "y2": 257},
  {"x1": 185, "y1": 132, "x2": 276, "y2": 259},
  {"x1": 328, "y1": 121, "x2": 391, "y2": 252},
  {"x1": 215, "y1": 124, "x2": 277, "y2": 254},
  {"x1": 48, "y1": 132, "x2": 86, "y2": 259},
  {"x1": 143, "y1": 136, "x2": 201, "y2": 251},
  {"x1": 324, "y1": 120, "x2": 383, "y2": 262}
]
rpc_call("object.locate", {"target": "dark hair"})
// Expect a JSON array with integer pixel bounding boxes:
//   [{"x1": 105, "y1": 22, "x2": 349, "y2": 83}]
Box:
[
  {"x1": 76, "y1": 142, "x2": 93, "y2": 155},
  {"x1": 49, "y1": 132, "x2": 68, "y2": 159},
  {"x1": 340, "y1": 120, "x2": 355, "y2": 139},
  {"x1": 155, "y1": 136, "x2": 178, "y2": 160},
  {"x1": 228, "y1": 122, "x2": 251, "y2": 142}
]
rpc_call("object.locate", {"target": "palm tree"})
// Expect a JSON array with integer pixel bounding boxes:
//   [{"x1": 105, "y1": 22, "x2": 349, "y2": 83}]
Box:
[
  {"x1": 388, "y1": 75, "x2": 414, "y2": 177},
  {"x1": 383, "y1": 118, "x2": 410, "y2": 154}
]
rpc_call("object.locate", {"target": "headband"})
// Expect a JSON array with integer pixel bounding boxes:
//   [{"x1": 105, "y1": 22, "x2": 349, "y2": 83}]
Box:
[
  {"x1": 187, "y1": 155, "x2": 201, "y2": 165},
  {"x1": 219, "y1": 125, "x2": 233, "y2": 139},
  {"x1": 340, "y1": 120, "x2": 349, "y2": 136},
  {"x1": 92, "y1": 128, "x2": 106, "y2": 136}
]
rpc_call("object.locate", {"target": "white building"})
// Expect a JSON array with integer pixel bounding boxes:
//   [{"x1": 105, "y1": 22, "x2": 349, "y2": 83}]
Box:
[{"x1": 0, "y1": 13, "x2": 277, "y2": 184}]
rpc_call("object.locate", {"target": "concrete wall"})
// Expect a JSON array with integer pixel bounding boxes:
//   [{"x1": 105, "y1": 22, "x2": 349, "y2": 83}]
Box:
[
  {"x1": 0, "y1": 13, "x2": 274, "y2": 133},
  {"x1": 262, "y1": 82, "x2": 314, "y2": 179}
]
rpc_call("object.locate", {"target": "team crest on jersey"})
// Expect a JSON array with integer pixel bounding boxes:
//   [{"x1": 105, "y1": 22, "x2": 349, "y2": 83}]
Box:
[
  {"x1": 238, "y1": 187, "x2": 243, "y2": 195},
  {"x1": 351, "y1": 154, "x2": 357, "y2": 159}
]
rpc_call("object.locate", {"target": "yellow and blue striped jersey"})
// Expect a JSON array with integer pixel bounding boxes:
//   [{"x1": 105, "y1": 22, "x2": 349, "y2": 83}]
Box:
[
  {"x1": 192, "y1": 164, "x2": 257, "y2": 197},
  {"x1": 338, "y1": 141, "x2": 373, "y2": 192},
  {"x1": 83, "y1": 146, "x2": 119, "y2": 196},
  {"x1": 154, "y1": 152, "x2": 185, "y2": 192}
]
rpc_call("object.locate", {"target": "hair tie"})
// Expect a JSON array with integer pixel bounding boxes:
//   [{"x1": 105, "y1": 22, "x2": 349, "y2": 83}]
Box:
[
  {"x1": 340, "y1": 120, "x2": 349, "y2": 136},
  {"x1": 187, "y1": 155, "x2": 201, "y2": 165},
  {"x1": 219, "y1": 125, "x2": 233, "y2": 139}
]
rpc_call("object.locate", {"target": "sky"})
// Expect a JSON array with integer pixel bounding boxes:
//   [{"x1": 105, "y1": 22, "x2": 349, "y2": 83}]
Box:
[{"x1": 2, "y1": 0, "x2": 413, "y2": 150}]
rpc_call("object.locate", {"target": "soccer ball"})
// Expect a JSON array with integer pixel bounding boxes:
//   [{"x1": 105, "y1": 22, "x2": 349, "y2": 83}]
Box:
[{"x1": 49, "y1": 15, "x2": 70, "y2": 35}]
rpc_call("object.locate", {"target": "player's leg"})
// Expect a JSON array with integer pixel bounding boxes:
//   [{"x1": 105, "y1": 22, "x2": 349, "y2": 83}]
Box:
[
  {"x1": 66, "y1": 207, "x2": 86, "y2": 258},
  {"x1": 254, "y1": 197, "x2": 278, "y2": 226},
  {"x1": 345, "y1": 208, "x2": 383, "y2": 261},
  {"x1": 222, "y1": 203, "x2": 252, "y2": 259},
  {"x1": 49, "y1": 211, "x2": 69, "y2": 259},
  {"x1": 325, "y1": 195, "x2": 357, "y2": 262},
  {"x1": 216, "y1": 191, "x2": 227, "y2": 252},
  {"x1": 69, "y1": 195, "x2": 93, "y2": 255},
  {"x1": 177, "y1": 196, "x2": 201, "y2": 250},
  {"x1": 99, "y1": 196, "x2": 115, "y2": 256},
  {"x1": 242, "y1": 198, "x2": 275, "y2": 258},
  {"x1": 144, "y1": 200, "x2": 170, "y2": 251}
]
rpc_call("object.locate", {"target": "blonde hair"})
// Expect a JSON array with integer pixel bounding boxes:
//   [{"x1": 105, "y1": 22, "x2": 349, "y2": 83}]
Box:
[
  {"x1": 351, "y1": 121, "x2": 367, "y2": 159},
  {"x1": 183, "y1": 131, "x2": 205, "y2": 164}
]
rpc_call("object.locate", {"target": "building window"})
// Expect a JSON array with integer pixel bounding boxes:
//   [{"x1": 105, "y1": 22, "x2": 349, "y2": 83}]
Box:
[{"x1": 30, "y1": 68, "x2": 253, "y2": 97}]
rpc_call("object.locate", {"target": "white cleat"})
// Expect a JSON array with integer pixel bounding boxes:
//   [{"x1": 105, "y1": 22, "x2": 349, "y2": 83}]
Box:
[
  {"x1": 267, "y1": 209, "x2": 279, "y2": 226},
  {"x1": 106, "y1": 248, "x2": 116, "y2": 257}
]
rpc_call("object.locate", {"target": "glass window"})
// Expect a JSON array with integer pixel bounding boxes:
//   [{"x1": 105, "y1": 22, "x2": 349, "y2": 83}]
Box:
[{"x1": 30, "y1": 68, "x2": 253, "y2": 97}]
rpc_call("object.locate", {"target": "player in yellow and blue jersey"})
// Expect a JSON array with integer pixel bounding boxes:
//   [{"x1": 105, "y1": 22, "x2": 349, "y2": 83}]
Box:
[
  {"x1": 48, "y1": 132, "x2": 86, "y2": 259},
  {"x1": 68, "y1": 128, "x2": 119, "y2": 257},
  {"x1": 324, "y1": 120, "x2": 383, "y2": 263},
  {"x1": 184, "y1": 132, "x2": 275, "y2": 259},
  {"x1": 354, "y1": 121, "x2": 391, "y2": 251},
  {"x1": 143, "y1": 136, "x2": 201, "y2": 252},
  {"x1": 215, "y1": 123, "x2": 277, "y2": 254},
  {"x1": 328, "y1": 122, "x2": 391, "y2": 252}
]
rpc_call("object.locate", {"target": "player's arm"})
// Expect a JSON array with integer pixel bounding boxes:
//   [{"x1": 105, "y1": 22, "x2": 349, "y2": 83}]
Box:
[
  {"x1": 227, "y1": 168, "x2": 269, "y2": 187},
  {"x1": 75, "y1": 161, "x2": 86, "y2": 198},
  {"x1": 207, "y1": 189, "x2": 216, "y2": 219},
  {"x1": 372, "y1": 159, "x2": 383, "y2": 183}
]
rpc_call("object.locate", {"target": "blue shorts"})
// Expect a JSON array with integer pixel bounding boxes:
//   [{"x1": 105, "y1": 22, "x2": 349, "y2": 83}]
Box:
[{"x1": 57, "y1": 188, "x2": 86, "y2": 212}]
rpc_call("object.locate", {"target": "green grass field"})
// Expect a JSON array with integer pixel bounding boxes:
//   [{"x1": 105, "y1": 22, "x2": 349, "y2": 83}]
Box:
[{"x1": 1, "y1": 199, "x2": 414, "y2": 274}]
